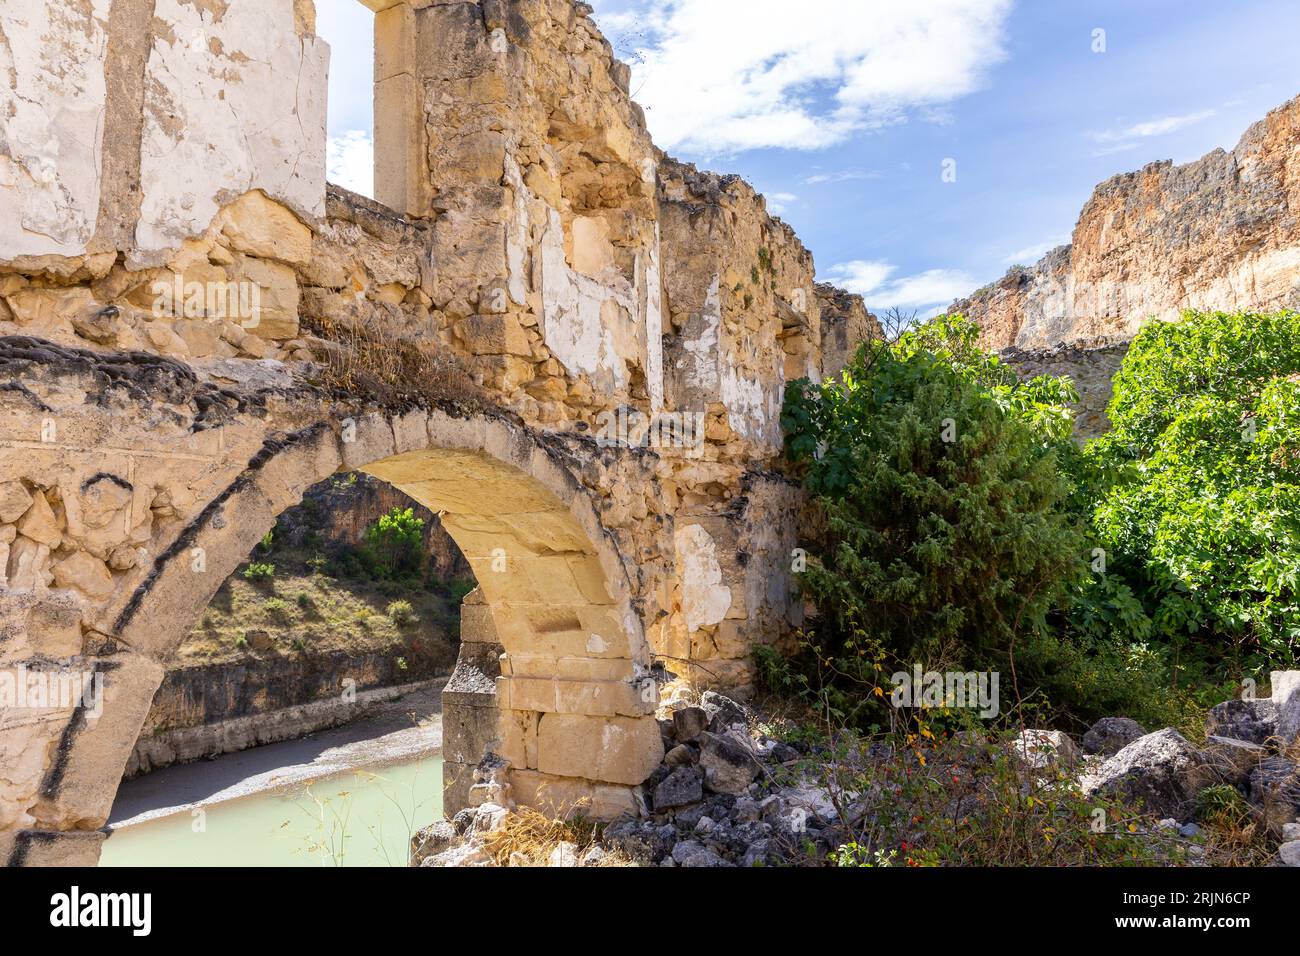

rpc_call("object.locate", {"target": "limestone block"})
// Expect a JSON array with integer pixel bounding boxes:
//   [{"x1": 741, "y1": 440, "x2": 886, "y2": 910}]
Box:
[
  {"x1": 508, "y1": 770, "x2": 594, "y2": 817},
  {"x1": 457, "y1": 314, "x2": 533, "y2": 356},
  {"x1": 536, "y1": 713, "x2": 663, "y2": 785},
  {"x1": 16, "y1": 493, "x2": 62, "y2": 549},
  {"x1": 5, "y1": 288, "x2": 96, "y2": 331},
  {"x1": 233, "y1": 255, "x2": 300, "y2": 340},
  {"x1": 0, "y1": 482, "x2": 33, "y2": 524},
  {"x1": 499, "y1": 708, "x2": 540, "y2": 770},
  {"x1": 218, "y1": 191, "x2": 313, "y2": 265},
  {"x1": 51, "y1": 552, "x2": 115, "y2": 602},
  {"x1": 7, "y1": 537, "x2": 51, "y2": 591},
  {"x1": 174, "y1": 318, "x2": 225, "y2": 358},
  {"x1": 142, "y1": 321, "x2": 190, "y2": 357}
]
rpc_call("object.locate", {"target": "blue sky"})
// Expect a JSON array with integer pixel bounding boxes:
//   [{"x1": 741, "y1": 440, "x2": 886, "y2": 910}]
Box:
[{"x1": 317, "y1": 0, "x2": 1300, "y2": 316}]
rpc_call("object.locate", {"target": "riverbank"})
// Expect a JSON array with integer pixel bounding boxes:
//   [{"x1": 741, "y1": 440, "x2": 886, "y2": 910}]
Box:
[{"x1": 101, "y1": 685, "x2": 444, "y2": 867}]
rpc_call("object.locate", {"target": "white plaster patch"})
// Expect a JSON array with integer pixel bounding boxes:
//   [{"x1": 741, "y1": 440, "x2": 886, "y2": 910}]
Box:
[
  {"x1": 135, "y1": 0, "x2": 328, "y2": 261},
  {"x1": 0, "y1": 0, "x2": 111, "y2": 261},
  {"x1": 677, "y1": 274, "x2": 722, "y2": 393},
  {"x1": 720, "y1": 346, "x2": 784, "y2": 448},
  {"x1": 504, "y1": 152, "x2": 530, "y2": 307},
  {"x1": 539, "y1": 204, "x2": 635, "y2": 394},
  {"x1": 674, "y1": 524, "x2": 732, "y2": 632},
  {"x1": 507, "y1": 149, "x2": 663, "y2": 404},
  {"x1": 640, "y1": 224, "x2": 666, "y2": 412}
]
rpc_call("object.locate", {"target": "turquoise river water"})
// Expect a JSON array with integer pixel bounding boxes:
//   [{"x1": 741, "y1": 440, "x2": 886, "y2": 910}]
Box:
[{"x1": 100, "y1": 755, "x2": 444, "y2": 868}]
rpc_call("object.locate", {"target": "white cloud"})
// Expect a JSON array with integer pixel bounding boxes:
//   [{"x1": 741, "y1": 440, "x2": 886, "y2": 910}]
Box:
[
  {"x1": 328, "y1": 131, "x2": 374, "y2": 199},
  {"x1": 1091, "y1": 109, "x2": 1217, "y2": 156},
  {"x1": 802, "y1": 170, "x2": 881, "y2": 185},
  {"x1": 1002, "y1": 235, "x2": 1069, "y2": 266},
  {"x1": 591, "y1": 0, "x2": 1013, "y2": 155},
  {"x1": 767, "y1": 192, "x2": 798, "y2": 214},
  {"x1": 823, "y1": 260, "x2": 974, "y2": 312}
]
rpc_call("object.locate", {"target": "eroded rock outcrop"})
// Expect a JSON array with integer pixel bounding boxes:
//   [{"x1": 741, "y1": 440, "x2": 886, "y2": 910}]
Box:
[{"x1": 952, "y1": 95, "x2": 1300, "y2": 351}]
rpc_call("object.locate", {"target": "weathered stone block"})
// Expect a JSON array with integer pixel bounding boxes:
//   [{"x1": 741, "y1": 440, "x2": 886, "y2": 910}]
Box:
[{"x1": 536, "y1": 713, "x2": 663, "y2": 786}]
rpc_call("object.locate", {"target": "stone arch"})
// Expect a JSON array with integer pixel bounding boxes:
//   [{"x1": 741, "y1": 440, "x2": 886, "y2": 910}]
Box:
[{"x1": 28, "y1": 405, "x2": 662, "y2": 865}]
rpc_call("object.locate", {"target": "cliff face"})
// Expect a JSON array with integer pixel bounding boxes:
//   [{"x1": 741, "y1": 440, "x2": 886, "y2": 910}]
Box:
[
  {"x1": 953, "y1": 95, "x2": 1300, "y2": 350},
  {"x1": 277, "y1": 473, "x2": 471, "y2": 581},
  {"x1": 816, "y1": 283, "x2": 882, "y2": 379}
]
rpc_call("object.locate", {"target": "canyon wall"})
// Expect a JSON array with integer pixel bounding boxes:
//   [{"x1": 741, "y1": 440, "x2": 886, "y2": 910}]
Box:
[{"x1": 953, "y1": 95, "x2": 1300, "y2": 351}]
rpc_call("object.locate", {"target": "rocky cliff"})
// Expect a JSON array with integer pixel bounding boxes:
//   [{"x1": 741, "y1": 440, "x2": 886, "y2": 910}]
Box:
[{"x1": 953, "y1": 94, "x2": 1300, "y2": 350}]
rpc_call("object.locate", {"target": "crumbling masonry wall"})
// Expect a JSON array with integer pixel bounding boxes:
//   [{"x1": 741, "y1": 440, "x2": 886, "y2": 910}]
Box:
[{"x1": 0, "y1": 0, "x2": 870, "y2": 865}]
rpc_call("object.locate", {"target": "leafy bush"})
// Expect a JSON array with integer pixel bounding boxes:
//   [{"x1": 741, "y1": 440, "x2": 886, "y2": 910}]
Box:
[
  {"x1": 363, "y1": 507, "x2": 426, "y2": 581},
  {"x1": 242, "y1": 562, "x2": 275, "y2": 581},
  {"x1": 1086, "y1": 310, "x2": 1300, "y2": 665},
  {"x1": 783, "y1": 315, "x2": 1086, "y2": 689},
  {"x1": 387, "y1": 600, "x2": 417, "y2": 627}
]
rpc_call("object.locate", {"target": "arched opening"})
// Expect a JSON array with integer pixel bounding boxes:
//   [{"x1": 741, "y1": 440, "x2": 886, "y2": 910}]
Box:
[
  {"x1": 102, "y1": 469, "x2": 472, "y2": 866},
  {"x1": 65, "y1": 409, "x2": 662, "y2": 866}
]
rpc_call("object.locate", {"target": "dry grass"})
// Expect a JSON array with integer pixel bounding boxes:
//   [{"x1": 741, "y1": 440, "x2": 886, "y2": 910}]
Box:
[
  {"x1": 183, "y1": 545, "x2": 459, "y2": 668},
  {"x1": 479, "y1": 807, "x2": 636, "y2": 868},
  {"x1": 304, "y1": 308, "x2": 488, "y2": 411}
]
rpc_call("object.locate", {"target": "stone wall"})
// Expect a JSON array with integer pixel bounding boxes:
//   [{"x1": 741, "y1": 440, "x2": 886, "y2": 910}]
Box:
[
  {"x1": 0, "y1": 0, "x2": 865, "y2": 865},
  {"x1": 999, "y1": 344, "x2": 1130, "y2": 440},
  {"x1": 816, "y1": 282, "x2": 881, "y2": 380},
  {"x1": 952, "y1": 94, "x2": 1300, "y2": 351}
]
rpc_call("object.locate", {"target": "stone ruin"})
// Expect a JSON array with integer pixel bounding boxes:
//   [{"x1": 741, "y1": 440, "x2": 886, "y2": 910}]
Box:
[{"x1": 0, "y1": 0, "x2": 879, "y2": 865}]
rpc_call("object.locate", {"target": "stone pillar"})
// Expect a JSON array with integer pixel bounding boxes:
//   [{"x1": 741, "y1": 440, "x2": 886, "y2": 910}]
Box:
[
  {"x1": 367, "y1": 0, "x2": 428, "y2": 217},
  {"x1": 440, "y1": 589, "x2": 502, "y2": 817}
]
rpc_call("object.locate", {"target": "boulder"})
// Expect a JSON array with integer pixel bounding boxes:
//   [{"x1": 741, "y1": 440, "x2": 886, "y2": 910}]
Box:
[
  {"x1": 698, "y1": 731, "x2": 761, "y2": 794},
  {"x1": 1280, "y1": 842, "x2": 1300, "y2": 867},
  {"x1": 1203, "y1": 736, "x2": 1266, "y2": 785},
  {"x1": 1013, "y1": 729, "x2": 1081, "y2": 771},
  {"x1": 671, "y1": 706, "x2": 709, "y2": 742},
  {"x1": 1205, "y1": 698, "x2": 1278, "y2": 746},
  {"x1": 1082, "y1": 729, "x2": 1215, "y2": 820},
  {"x1": 701, "y1": 691, "x2": 748, "y2": 733},
  {"x1": 546, "y1": 841, "x2": 580, "y2": 867},
  {"x1": 1274, "y1": 671, "x2": 1300, "y2": 745},
  {"x1": 653, "y1": 766, "x2": 703, "y2": 810},
  {"x1": 410, "y1": 820, "x2": 457, "y2": 865},
  {"x1": 1082, "y1": 717, "x2": 1147, "y2": 756},
  {"x1": 579, "y1": 845, "x2": 608, "y2": 867},
  {"x1": 1248, "y1": 757, "x2": 1300, "y2": 829},
  {"x1": 663, "y1": 744, "x2": 696, "y2": 768},
  {"x1": 420, "y1": 843, "x2": 492, "y2": 867},
  {"x1": 670, "y1": 840, "x2": 729, "y2": 867}
]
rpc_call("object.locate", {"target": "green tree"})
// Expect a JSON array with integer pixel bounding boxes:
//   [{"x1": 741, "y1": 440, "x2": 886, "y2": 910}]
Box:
[
  {"x1": 1086, "y1": 309, "x2": 1300, "y2": 664},
  {"x1": 363, "y1": 507, "x2": 426, "y2": 580},
  {"x1": 783, "y1": 315, "x2": 1086, "y2": 678}
]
